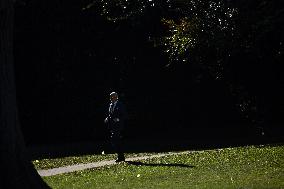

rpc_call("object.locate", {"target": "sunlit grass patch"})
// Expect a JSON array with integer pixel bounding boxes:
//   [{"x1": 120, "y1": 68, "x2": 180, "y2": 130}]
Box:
[{"x1": 42, "y1": 144, "x2": 284, "y2": 189}]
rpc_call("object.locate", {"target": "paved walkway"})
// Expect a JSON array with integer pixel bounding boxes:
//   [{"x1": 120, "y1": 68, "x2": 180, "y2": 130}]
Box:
[{"x1": 38, "y1": 151, "x2": 191, "y2": 177}]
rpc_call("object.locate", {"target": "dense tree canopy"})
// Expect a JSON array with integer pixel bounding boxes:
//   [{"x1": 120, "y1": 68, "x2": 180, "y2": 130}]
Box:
[
  {"x1": 84, "y1": 0, "x2": 283, "y2": 128},
  {"x1": 14, "y1": 0, "x2": 284, "y2": 144}
]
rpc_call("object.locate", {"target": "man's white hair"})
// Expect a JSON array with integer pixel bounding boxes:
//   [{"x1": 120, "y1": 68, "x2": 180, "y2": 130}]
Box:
[{"x1": 110, "y1": 92, "x2": 118, "y2": 97}]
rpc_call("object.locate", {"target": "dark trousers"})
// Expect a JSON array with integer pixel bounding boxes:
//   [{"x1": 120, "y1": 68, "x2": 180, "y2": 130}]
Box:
[{"x1": 109, "y1": 123, "x2": 124, "y2": 158}]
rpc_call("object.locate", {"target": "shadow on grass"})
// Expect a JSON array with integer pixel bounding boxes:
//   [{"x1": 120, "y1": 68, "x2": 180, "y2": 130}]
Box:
[{"x1": 126, "y1": 161, "x2": 195, "y2": 168}]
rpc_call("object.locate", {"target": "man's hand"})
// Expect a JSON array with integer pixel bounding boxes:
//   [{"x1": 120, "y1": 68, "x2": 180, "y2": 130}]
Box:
[{"x1": 104, "y1": 117, "x2": 108, "y2": 124}]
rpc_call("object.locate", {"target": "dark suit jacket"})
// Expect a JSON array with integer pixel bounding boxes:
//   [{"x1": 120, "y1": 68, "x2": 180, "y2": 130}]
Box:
[{"x1": 106, "y1": 101, "x2": 128, "y2": 130}]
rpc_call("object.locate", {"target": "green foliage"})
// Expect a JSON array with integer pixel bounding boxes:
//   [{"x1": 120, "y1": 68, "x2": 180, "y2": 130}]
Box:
[
  {"x1": 160, "y1": 0, "x2": 237, "y2": 66},
  {"x1": 43, "y1": 145, "x2": 284, "y2": 189},
  {"x1": 83, "y1": 0, "x2": 152, "y2": 21},
  {"x1": 161, "y1": 17, "x2": 199, "y2": 65},
  {"x1": 83, "y1": 0, "x2": 238, "y2": 67}
]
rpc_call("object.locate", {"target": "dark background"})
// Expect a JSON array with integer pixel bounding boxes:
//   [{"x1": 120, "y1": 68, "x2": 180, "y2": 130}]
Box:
[{"x1": 13, "y1": 0, "x2": 284, "y2": 147}]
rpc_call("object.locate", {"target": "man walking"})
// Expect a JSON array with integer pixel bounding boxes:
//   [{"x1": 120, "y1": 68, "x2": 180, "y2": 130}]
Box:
[{"x1": 104, "y1": 92, "x2": 127, "y2": 162}]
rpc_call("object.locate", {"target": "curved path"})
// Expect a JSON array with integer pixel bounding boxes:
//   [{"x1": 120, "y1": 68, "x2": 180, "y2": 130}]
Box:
[{"x1": 37, "y1": 151, "x2": 192, "y2": 177}]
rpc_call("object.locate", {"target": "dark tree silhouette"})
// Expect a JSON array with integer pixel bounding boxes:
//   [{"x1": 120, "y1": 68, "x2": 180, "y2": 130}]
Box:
[{"x1": 0, "y1": 0, "x2": 50, "y2": 188}]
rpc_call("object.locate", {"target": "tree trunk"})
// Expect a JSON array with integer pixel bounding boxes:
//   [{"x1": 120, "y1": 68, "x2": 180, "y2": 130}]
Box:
[{"x1": 0, "y1": 0, "x2": 50, "y2": 188}]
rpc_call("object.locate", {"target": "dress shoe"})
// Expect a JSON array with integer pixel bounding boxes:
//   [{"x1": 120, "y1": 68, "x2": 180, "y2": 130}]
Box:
[{"x1": 115, "y1": 158, "x2": 125, "y2": 163}]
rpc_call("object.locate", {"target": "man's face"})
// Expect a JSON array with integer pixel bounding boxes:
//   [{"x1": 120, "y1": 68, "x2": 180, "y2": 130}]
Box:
[{"x1": 110, "y1": 94, "x2": 118, "y2": 103}]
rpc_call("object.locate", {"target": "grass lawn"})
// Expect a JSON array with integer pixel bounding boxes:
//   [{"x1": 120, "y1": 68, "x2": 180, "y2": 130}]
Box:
[{"x1": 41, "y1": 144, "x2": 284, "y2": 189}]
